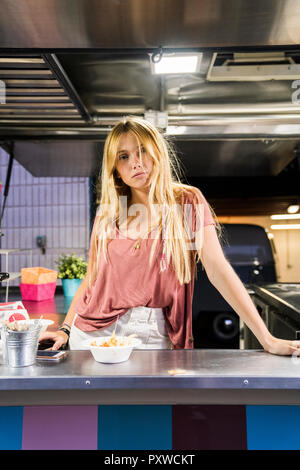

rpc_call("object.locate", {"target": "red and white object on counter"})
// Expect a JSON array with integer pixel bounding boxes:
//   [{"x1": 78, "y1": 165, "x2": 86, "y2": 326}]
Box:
[
  {"x1": 0, "y1": 301, "x2": 29, "y2": 324},
  {"x1": 0, "y1": 301, "x2": 54, "y2": 332}
]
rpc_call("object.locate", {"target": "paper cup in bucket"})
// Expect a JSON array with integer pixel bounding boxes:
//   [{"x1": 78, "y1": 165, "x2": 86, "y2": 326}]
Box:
[{"x1": 1, "y1": 321, "x2": 42, "y2": 367}]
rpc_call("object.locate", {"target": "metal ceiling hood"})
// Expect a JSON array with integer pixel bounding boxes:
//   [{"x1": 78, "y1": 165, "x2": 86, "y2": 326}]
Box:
[
  {"x1": 3, "y1": 109, "x2": 300, "y2": 136},
  {"x1": 1, "y1": 51, "x2": 300, "y2": 135},
  {"x1": 1, "y1": 0, "x2": 300, "y2": 49},
  {"x1": 0, "y1": 54, "x2": 90, "y2": 124},
  {"x1": 13, "y1": 141, "x2": 102, "y2": 177},
  {"x1": 168, "y1": 104, "x2": 300, "y2": 114},
  {"x1": 207, "y1": 51, "x2": 300, "y2": 81},
  {"x1": 3, "y1": 122, "x2": 300, "y2": 141},
  {"x1": 11, "y1": 138, "x2": 296, "y2": 178}
]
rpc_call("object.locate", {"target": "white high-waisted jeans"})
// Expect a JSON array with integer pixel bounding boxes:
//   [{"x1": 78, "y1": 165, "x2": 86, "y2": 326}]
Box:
[{"x1": 69, "y1": 306, "x2": 173, "y2": 350}]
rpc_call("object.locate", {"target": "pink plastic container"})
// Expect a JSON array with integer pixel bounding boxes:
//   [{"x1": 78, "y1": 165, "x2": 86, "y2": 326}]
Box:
[{"x1": 20, "y1": 282, "x2": 57, "y2": 301}]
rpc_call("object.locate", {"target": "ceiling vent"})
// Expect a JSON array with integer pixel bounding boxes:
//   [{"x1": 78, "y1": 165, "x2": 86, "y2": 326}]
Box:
[
  {"x1": 206, "y1": 51, "x2": 300, "y2": 81},
  {"x1": 0, "y1": 54, "x2": 89, "y2": 125}
]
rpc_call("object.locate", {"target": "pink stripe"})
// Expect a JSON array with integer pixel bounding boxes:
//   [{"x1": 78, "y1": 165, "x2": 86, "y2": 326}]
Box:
[{"x1": 22, "y1": 405, "x2": 98, "y2": 450}]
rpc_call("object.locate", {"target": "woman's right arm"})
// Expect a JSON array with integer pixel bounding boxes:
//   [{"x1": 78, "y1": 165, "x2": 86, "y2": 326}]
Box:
[{"x1": 38, "y1": 276, "x2": 89, "y2": 350}]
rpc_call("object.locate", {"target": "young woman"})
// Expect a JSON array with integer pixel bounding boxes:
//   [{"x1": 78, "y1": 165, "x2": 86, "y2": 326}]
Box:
[{"x1": 40, "y1": 116, "x2": 300, "y2": 355}]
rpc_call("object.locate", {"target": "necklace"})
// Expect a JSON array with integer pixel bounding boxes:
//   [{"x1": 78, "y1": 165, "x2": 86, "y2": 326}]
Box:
[
  {"x1": 132, "y1": 223, "x2": 161, "y2": 251},
  {"x1": 134, "y1": 240, "x2": 141, "y2": 250},
  {"x1": 118, "y1": 214, "x2": 161, "y2": 251},
  {"x1": 133, "y1": 228, "x2": 153, "y2": 250}
]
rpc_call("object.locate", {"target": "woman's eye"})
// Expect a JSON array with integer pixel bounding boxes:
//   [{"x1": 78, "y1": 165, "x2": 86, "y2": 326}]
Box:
[{"x1": 119, "y1": 154, "x2": 128, "y2": 160}]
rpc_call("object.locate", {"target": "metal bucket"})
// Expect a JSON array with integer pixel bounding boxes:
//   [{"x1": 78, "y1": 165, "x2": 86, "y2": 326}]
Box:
[{"x1": 1, "y1": 321, "x2": 42, "y2": 367}]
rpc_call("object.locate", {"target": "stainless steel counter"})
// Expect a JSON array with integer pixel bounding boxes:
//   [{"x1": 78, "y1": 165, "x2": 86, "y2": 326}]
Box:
[
  {"x1": 251, "y1": 283, "x2": 300, "y2": 324},
  {"x1": 1, "y1": 349, "x2": 300, "y2": 406}
]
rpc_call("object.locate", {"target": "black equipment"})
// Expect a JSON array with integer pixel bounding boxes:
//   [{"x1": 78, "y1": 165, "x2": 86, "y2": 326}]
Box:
[{"x1": 192, "y1": 224, "x2": 277, "y2": 349}]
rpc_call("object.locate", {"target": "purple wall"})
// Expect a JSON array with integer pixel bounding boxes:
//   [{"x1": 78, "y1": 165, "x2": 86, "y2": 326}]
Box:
[{"x1": 0, "y1": 147, "x2": 90, "y2": 286}]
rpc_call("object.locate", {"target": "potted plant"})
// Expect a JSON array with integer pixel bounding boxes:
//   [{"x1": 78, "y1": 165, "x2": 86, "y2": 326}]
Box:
[{"x1": 55, "y1": 253, "x2": 88, "y2": 298}]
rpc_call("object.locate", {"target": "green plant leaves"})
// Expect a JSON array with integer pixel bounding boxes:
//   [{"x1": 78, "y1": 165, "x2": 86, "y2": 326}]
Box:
[{"x1": 55, "y1": 252, "x2": 88, "y2": 280}]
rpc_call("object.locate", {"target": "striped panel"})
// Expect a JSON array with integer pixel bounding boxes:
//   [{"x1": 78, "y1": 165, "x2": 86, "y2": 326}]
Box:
[
  {"x1": 246, "y1": 405, "x2": 300, "y2": 450},
  {"x1": 0, "y1": 406, "x2": 23, "y2": 450},
  {"x1": 172, "y1": 405, "x2": 247, "y2": 450},
  {"x1": 1, "y1": 404, "x2": 300, "y2": 449},
  {"x1": 98, "y1": 405, "x2": 172, "y2": 450},
  {"x1": 22, "y1": 405, "x2": 98, "y2": 450}
]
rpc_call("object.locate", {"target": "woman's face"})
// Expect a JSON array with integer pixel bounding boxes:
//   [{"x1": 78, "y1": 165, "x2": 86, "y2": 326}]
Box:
[{"x1": 115, "y1": 132, "x2": 153, "y2": 189}]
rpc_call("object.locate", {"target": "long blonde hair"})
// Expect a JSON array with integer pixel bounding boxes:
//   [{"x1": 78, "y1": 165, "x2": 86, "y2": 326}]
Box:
[{"x1": 88, "y1": 116, "x2": 222, "y2": 287}]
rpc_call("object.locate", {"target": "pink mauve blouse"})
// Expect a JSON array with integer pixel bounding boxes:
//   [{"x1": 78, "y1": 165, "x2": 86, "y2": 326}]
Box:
[{"x1": 74, "y1": 187, "x2": 216, "y2": 349}]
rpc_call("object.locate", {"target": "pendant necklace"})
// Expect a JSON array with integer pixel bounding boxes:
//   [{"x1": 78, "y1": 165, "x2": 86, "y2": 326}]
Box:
[
  {"x1": 133, "y1": 225, "x2": 156, "y2": 251},
  {"x1": 133, "y1": 240, "x2": 141, "y2": 250},
  {"x1": 132, "y1": 222, "x2": 160, "y2": 251}
]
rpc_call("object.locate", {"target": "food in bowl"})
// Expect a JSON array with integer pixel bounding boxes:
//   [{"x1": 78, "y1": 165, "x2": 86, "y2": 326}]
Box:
[
  {"x1": 87, "y1": 332, "x2": 141, "y2": 363},
  {"x1": 4, "y1": 318, "x2": 54, "y2": 332},
  {"x1": 90, "y1": 333, "x2": 138, "y2": 348}
]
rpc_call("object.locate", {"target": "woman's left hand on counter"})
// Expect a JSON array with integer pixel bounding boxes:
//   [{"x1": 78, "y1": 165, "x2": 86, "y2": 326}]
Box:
[
  {"x1": 264, "y1": 336, "x2": 300, "y2": 356},
  {"x1": 38, "y1": 330, "x2": 69, "y2": 351}
]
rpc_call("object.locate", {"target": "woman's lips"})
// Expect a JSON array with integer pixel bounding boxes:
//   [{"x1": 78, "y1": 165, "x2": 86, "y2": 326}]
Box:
[{"x1": 133, "y1": 172, "x2": 146, "y2": 178}]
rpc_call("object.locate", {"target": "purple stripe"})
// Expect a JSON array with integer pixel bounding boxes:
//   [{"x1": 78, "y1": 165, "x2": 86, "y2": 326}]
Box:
[
  {"x1": 172, "y1": 405, "x2": 247, "y2": 450},
  {"x1": 22, "y1": 405, "x2": 98, "y2": 450}
]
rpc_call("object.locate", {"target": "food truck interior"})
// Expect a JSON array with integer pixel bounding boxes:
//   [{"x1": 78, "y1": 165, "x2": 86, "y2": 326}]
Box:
[
  {"x1": 0, "y1": 0, "x2": 299, "y2": 349},
  {"x1": 1, "y1": 1, "x2": 300, "y2": 453}
]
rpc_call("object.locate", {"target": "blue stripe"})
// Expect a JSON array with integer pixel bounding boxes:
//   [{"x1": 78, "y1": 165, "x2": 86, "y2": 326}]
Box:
[
  {"x1": 0, "y1": 406, "x2": 23, "y2": 450},
  {"x1": 246, "y1": 405, "x2": 300, "y2": 450},
  {"x1": 98, "y1": 405, "x2": 172, "y2": 450}
]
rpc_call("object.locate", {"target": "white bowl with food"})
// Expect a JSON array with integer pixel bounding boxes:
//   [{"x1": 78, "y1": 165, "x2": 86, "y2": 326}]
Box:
[{"x1": 86, "y1": 334, "x2": 142, "y2": 363}]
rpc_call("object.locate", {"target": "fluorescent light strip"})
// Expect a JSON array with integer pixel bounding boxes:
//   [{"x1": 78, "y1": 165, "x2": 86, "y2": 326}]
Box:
[
  {"x1": 270, "y1": 224, "x2": 300, "y2": 229},
  {"x1": 271, "y1": 214, "x2": 300, "y2": 220}
]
